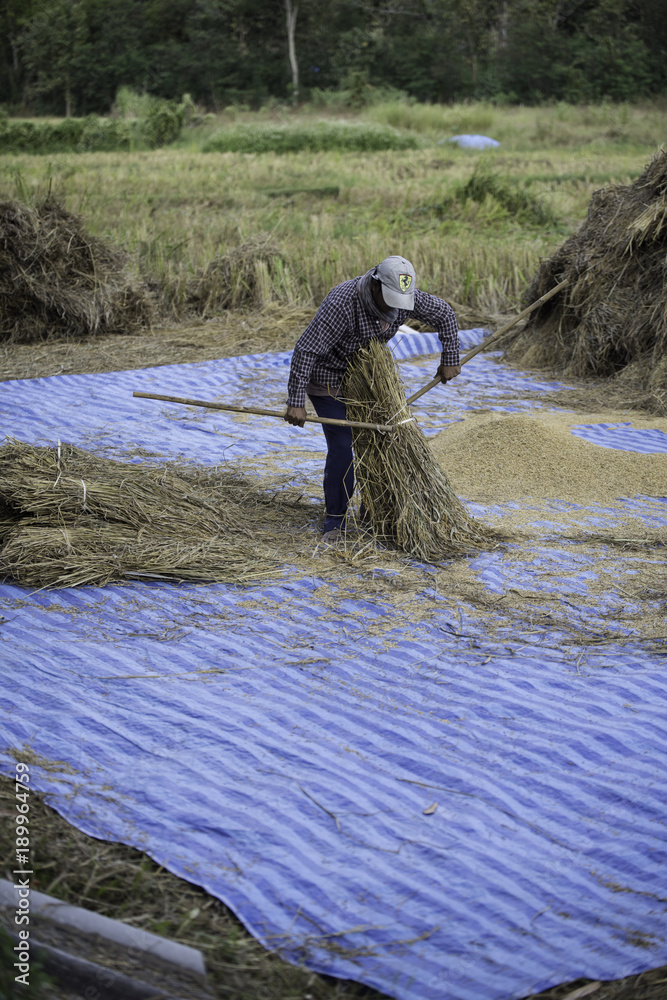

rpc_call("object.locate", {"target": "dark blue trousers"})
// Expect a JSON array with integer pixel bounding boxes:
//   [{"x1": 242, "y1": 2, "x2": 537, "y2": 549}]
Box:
[{"x1": 308, "y1": 393, "x2": 354, "y2": 532}]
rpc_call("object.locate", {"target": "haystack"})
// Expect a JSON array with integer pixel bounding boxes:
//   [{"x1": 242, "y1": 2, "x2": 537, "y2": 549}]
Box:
[
  {"x1": 343, "y1": 340, "x2": 495, "y2": 561},
  {"x1": 0, "y1": 440, "x2": 311, "y2": 589},
  {"x1": 186, "y1": 237, "x2": 288, "y2": 314},
  {"x1": 506, "y1": 150, "x2": 667, "y2": 414},
  {"x1": 0, "y1": 198, "x2": 154, "y2": 342}
]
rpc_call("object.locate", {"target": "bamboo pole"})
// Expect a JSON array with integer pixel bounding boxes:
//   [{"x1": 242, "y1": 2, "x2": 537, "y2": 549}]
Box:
[
  {"x1": 132, "y1": 391, "x2": 396, "y2": 433},
  {"x1": 405, "y1": 278, "x2": 569, "y2": 406}
]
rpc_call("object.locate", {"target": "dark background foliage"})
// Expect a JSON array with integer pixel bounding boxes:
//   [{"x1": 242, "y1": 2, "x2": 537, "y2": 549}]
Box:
[{"x1": 1, "y1": 0, "x2": 665, "y2": 115}]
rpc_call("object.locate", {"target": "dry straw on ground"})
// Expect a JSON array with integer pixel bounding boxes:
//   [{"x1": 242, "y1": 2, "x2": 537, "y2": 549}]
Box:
[
  {"x1": 343, "y1": 339, "x2": 496, "y2": 561},
  {"x1": 0, "y1": 440, "x2": 314, "y2": 589},
  {"x1": 507, "y1": 150, "x2": 667, "y2": 414},
  {"x1": 0, "y1": 198, "x2": 154, "y2": 343},
  {"x1": 185, "y1": 237, "x2": 292, "y2": 314},
  {"x1": 0, "y1": 195, "x2": 298, "y2": 346}
]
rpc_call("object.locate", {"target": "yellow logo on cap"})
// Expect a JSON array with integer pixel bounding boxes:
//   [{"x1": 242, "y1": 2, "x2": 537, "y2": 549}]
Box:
[{"x1": 399, "y1": 273, "x2": 413, "y2": 292}]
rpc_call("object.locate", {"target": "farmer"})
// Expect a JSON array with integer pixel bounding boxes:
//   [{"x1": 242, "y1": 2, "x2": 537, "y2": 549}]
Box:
[{"x1": 285, "y1": 255, "x2": 461, "y2": 542}]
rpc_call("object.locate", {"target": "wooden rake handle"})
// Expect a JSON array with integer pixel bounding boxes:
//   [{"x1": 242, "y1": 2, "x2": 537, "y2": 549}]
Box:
[
  {"x1": 404, "y1": 278, "x2": 569, "y2": 407},
  {"x1": 132, "y1": 391, "x2": 395, "y2": 433}
]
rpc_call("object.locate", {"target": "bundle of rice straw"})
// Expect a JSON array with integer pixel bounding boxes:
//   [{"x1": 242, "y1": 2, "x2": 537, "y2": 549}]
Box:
[
  {"x1": 0, "y1": 198, "x2": 154, "y2": 343},
  {"x1": 506, "y1": 150, "x2": 667, "y2": 414},
  {"x1": 343, "y1": 340, "x2": 494, "y2": 561},
  {"x1": 0, "y1": 440, "x2": 311, "y2": 589}
]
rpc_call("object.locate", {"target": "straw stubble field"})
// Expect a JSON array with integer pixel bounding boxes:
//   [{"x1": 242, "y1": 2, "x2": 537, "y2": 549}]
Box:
[
  {"x1": 3, "y1": 104, "x2": 661, "y2": 341},
  {"x1": 1, "y1": 102, "x2": 666, "y2": 1000}
]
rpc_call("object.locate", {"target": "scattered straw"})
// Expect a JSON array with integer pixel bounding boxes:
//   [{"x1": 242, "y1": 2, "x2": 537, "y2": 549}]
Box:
[
  {"x1": 0, "y1": 305, "x2": 314, "y2": 383},
  {"x1": 342, "y1": 340, "x2": 497, "y2": 561}
]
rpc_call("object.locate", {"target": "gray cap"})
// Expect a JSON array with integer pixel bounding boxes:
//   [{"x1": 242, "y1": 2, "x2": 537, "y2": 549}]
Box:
[{"x1": 375, "y1": 255, "x2": 416, "y2": 309}]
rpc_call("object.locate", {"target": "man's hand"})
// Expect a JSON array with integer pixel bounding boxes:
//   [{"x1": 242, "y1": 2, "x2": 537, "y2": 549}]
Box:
[
  {"x1": 285, "y1": 406, "x2": 307, "y2": 427},
  {"x1": 437, "y1": 364, "x2": 461, "y2": 384}
]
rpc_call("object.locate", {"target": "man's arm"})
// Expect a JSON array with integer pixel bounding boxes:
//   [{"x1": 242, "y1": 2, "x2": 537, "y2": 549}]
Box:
[
  {"x1": 285, "y1": 293, "x2": 351, "y2": 425},
  {"x1": 286, "y1": 336, "x2": 314, "y2": 426},
  {"x1": 411, "y1": 288, "x2": 461, "y2": 383}
]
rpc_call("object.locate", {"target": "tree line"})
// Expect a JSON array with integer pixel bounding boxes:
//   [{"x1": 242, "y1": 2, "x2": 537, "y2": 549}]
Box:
[{"x1": 1, "y1": 0, "x2": 666, "y2": 117}]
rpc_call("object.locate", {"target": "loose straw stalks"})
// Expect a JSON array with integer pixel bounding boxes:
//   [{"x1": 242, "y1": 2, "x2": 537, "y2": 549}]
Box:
[
  {"x1": 343, "y1": 340, "x2": 496, "y2": 561},
  {"x1": 0, "y1": 439, "x2": 313, "y2": 589}
]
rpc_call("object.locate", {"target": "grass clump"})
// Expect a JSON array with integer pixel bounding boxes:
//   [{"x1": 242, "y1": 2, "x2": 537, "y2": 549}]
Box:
[
  {"x1": 0, "y1": 440, "x2": 314, "y2": 589},
  {"x1": 202, "y1": 120, "x2": 420, "y2": 154},
  {"x1": 0, "y1": 99, "x2": 187, "y2": 154},
  {"x1": 0, "y1": 197, "x2": 154, "y2": 343},
  {"x1": 462, "y1": 160, "x2": 560, "y2": 227},
  {"x1": 343, "y1": 340, "x2": 496, "y2": 561},
  {"x1": 507, "y1": 149, "x2": 667, "y2": 414},
  {"x1": 366, "y1": 100, "x2": 496, "y2": 137},
  {"x1": 0, "y1": 116, "x2": 140, "y2": 154}
]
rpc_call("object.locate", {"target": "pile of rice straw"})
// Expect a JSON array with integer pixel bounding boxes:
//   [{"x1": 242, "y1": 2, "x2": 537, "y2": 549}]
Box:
[
  {"x1": 343, "y1": 340, "x2": 495, "y2": 561},
  {"x1": 0, "y1": 198, "x2": 154, "y2": 342},
  {"x1": 0, "y1": 440, "x2": 312, "y2": 589},
  {"x1": 186, "y1": 236, "x2": 289, "y2": 314},
  {"x1": 506, "y1": 150, "x2": 667, "y2": 414}
]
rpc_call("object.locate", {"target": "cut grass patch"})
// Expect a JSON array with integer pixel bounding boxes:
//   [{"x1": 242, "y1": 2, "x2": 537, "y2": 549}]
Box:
[{"x1": 203, "y1": 121, "x2": 420, "y2": 154}]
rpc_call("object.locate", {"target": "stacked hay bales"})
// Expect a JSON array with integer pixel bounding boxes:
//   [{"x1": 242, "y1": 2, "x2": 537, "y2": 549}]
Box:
[
  {"x1": 0, "y1": 198, "x2": 154, "y2": 342},
  {"x1": 506, "y1": 150, "x2": 667, "y2": 414},
  {"x1": 343, "y1": 340, "x2": 495, "y2": 561},
  {"x1": 0, "y1": 440, "x2": 311, "y2": 588}
]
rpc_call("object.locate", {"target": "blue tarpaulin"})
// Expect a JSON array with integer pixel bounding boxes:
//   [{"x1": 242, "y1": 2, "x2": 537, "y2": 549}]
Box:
[
  {"x1": 1, "y1": 327, "x2": 665, "y2": 1000},
  {"x1": 441, "y1": 135, "x2": 501, "y2": 150}
]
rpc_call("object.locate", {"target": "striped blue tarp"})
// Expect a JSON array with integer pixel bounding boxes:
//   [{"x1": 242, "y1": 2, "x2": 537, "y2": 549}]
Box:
[
  {"x1": 1, "y1": 328, "x2": 665, "y2": 1000},
  {"x1": 571, "y1": 422, "x2": 667, "y2": 454}
]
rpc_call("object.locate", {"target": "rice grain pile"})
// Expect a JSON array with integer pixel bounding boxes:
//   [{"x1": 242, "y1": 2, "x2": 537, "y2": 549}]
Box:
[
  {"x1": 0, "y1": 440, "x2": 312, "y2": 589},
  {"x1": 343, "y1": 340, "x2": 495, "y2": 561},
  {"x1": 430, "y1": 409, "x2": 667, "y2": 504},
  {"x1": 0, "y1": 198, "x2": 154, "y2": 343},
  {"x1": 507, "y1": 150, "x2": 667, "y2": 414}
]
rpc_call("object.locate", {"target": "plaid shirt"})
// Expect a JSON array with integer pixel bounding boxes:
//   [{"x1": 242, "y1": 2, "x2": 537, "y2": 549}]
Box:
[{"x1": 287, "y1": 276, "x2": 460, "y2": 407}]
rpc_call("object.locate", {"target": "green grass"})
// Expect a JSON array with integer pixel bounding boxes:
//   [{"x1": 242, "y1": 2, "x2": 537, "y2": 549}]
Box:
[
  {"x1": 0, "y1": 100, "x2": 664, "y2": 323},
  {"x1": 363, "y1": 98, "x2": 667, "y2": 149},
  {"x1": 364, "y1": 99, "x2": 497, "y2": 136},
  {"x1": 0, "y1": 116, "x2": 145, "y2": 153},
  {"x1": 202, "y1": 120, "x2": 420, "y2": 153}
]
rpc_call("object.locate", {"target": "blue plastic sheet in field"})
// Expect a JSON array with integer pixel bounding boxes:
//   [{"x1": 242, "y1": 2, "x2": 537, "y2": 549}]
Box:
[
  {"x1": 0, "y1": 328, "x2": 666, "y2": 1000},
  {"x1": 441, "y1": 134, "x2": 501, "y2": 149}
]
